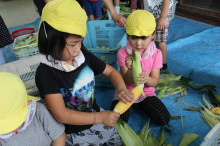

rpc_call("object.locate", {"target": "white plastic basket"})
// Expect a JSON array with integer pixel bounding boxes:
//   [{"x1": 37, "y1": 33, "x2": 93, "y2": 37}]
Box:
[
  {"x1": 11, "y1": 32, "x2": 39, "y2": 59},
  {"x1": 200, "y1": 123, "x2": 220, "y2": 146},
  {"x1": 0, "y1": 54, "x2": 41, "y2": 96}
]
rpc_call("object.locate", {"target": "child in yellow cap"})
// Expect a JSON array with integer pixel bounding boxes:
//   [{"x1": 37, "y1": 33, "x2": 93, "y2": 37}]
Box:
[
  {"x1": 35, "y1": 0, "x2": 133, "y2": 145},
  {"x1": 0, "y1": 72, "x2": 66, "y2": 145},
  {"x1": 110, "y1": 10, "x2": 171, "y2": 125}
]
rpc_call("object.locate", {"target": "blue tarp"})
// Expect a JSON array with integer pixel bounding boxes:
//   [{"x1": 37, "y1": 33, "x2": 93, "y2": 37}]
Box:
[
  {"x1": 95, "y1": 17, "x2": 220, "y2": 146},
  {"x1": 1, "y1": 16, "x2": 220, "y2": 145}
]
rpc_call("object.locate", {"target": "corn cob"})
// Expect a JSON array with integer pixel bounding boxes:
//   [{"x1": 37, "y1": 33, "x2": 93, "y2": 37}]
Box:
[
  {"x1": 114, "y1": 84, "x2": 144, "y2": 114},
  {"x1": 210, "y1": 107, "x2": 220, "y2": 114},
  {"x1": 132, "y1": 50, "x2": 145, "y2": 97}
]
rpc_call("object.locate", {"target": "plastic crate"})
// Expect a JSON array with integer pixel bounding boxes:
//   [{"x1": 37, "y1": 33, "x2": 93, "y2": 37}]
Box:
[
  {"x1": 200, "y1": 123, "x2": 220, "y2": 146},
  {"x1": 83, "y1": 20, "x2": 127, "y2": 88},
  {"x1": 0, "y1": 54, "x2": 41, "y2": 96},
  {"x1": 11, "y1": 32, "x2": 39, "y2": 59},
  {"x1": 11, "y1": 28, "x2": 35, "y2": 39}
]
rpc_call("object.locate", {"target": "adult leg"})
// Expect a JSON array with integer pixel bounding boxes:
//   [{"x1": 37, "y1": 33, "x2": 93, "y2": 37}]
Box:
[
  {"x1": 92, "y1": 0, "x2": 103, "y2": 20},
  {"x1": 82, "y1": 0, "x2": 93, "y2": 20}
]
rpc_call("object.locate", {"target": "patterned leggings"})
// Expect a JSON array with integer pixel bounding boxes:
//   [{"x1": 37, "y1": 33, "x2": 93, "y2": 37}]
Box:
[{"x1": 110, "y1": 96, "x2": 170, "y2": 125}]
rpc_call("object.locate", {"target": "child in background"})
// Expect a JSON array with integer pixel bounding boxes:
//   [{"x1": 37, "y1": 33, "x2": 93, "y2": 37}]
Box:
[
  {"x1": 82, "y1": 0, "x2": 102, "y2": 20},
  {"x1": 110, "y1": 10, "x2": 170, "y2": 125},
  {"x1": 130, "y1": 0, "x2": 144, "y2": 12},
  {"x1": 144, "y1": 0, "x2": 174, "y2": 70},
  {"x1": 0, "y1": 72, "x2": 66, "y2": 146},
  {"x1": 35, "y1": 0, "x2": 134, "y2": 145}
]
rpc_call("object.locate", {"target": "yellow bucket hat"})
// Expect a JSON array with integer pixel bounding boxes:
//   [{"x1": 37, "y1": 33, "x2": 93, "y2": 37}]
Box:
[
  {"x1": 0, "y1": 72, "x2": 34, "y2": 134},
  {"x1": 40, "y1": 0, "x2": 87, "y2": 37},
  {"x1": 126, "y1": 10, "x2": 156, "y2": 37}
]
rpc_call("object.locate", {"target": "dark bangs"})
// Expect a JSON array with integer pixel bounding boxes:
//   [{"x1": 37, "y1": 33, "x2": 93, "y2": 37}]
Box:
[{"x1": 38, "y1": 21, "x2": 70, "y2": 61}]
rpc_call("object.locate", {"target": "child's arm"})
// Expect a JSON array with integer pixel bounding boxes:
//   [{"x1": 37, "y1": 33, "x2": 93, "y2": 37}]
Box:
[
  {"x1": 157, "y1": 0, "x2": 170, "y2": 30},
  {"x1": 138, "y1": 68, "x2": 160, "y2": 87},
  {"x1": 102, "y1": 0, "x2": 126, "y2": 27},
  {"x1": 45, "y1": 94, "x2": 121, "y2": 127},
  {"x1": 102, "y1": 64, "x2": 134, "y2": 104},
  {"x1": 53, "y1": 132, "x2": 66, "y2": 146}
]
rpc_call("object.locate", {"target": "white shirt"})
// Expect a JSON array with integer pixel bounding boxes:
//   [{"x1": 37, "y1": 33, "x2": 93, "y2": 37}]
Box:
[{"x1": 143, "y1": 0, "x2": 173, "y2": 19}]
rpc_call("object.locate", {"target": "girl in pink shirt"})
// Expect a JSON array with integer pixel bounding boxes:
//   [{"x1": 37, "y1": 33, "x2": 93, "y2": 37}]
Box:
[{"x1": 110, "y1": 10, "x2": 170, "y2": 125}]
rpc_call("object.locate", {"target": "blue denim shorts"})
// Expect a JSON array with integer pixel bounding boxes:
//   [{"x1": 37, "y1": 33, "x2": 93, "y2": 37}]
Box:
[{"x1": 82, "y1": 0, "x2": 102, "y2": 19}]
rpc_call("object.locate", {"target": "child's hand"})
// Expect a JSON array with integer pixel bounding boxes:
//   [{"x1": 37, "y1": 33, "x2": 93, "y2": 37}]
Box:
[
  {"x1": 125, "y1": 55, "x2": 133, "y2": 70},
  {"x1": 138, "y1": 71, "x2": 149, "y2": 84},
  {"x1": 101, "y1": 111, "x2": 120, "y2": 127},
  {"x1": 111, "y1": 13, "x2": 126, "y2": 27},
  {"x1": 118, "y1": 89, "x2": 135, "y2": 104},
  {"x1": 157, "y1": 17, "x2": 166, "y2": 30}
]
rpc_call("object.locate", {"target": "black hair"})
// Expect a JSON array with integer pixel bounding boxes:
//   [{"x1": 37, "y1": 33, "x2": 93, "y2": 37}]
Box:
[
  {"x1": 127, "y1": 31, "x2": 156, "y2": 40},
  {"x1": 38, "y1": 21, "x2": 71, "y2": 61},
  {"x1": 127, "y1": 35, "x2": 148, "y2": 40}
]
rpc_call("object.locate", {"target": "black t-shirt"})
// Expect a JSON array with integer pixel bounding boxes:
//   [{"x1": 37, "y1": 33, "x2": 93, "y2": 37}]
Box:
[{"x1": 35, "y1": 47, "x2": 106, "y2": 134}]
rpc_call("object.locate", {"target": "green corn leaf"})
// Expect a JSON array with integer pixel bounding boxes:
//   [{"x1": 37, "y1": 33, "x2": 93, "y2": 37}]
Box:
[
  {"x1": 157, "y1": 86, "x2": 168, "y2": 99},
  {"x1": 159, "y1": 127, "x2": 166, "y2": 145},
  {"x1": 132, "y1": 50, "x2": 142, "y2": 86},
  {"x1": 166, "y1": 80, "x2": 191, "y2": 89},
  {"x1": 145, "y1": 134, "x2": 160, "y2": 146},
  {"x1": 170, "y1": 116, "x2": 185, "y2": 120},
  {"x1": 208, "y1": 91, "x2": 220, "y2": 106},
  {"x1": 179, "y1": 133, "x2": 199, "y2": 146},
  {"x1": 138, "y1": 119, "x2": 150, "y2": 142},
  {"x1": 116, "y1": 118, "x2": 144, "y2": 146},
  {"x1": 191, "y1": 84, "x2": 216, "y2": 91}
]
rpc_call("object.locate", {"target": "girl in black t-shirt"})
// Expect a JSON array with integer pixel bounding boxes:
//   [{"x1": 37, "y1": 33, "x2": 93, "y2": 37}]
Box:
[{"x1": 35, "y1": 0, "x2": 134, "y2": 145}]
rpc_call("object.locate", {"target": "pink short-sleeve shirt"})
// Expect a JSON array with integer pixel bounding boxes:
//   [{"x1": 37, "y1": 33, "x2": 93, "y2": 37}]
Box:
[{"x1": 114, "y1": 45, "x2": 163, "y2": 102}]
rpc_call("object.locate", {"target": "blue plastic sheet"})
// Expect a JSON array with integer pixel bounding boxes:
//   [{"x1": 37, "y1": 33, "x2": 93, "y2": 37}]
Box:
[{"x1": 95, "y1": 17, "x2": 220, "y2": 146}]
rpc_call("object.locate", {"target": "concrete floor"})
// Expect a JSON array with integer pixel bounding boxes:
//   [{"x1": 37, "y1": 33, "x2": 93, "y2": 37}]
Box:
[{"x1": 0, "y1": 0, "x2": 39, "y2": 28}]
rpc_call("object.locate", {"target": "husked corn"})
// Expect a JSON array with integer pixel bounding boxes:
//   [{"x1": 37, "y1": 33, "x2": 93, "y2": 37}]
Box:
[
  {"x1": 113, "y1": 84, "x2": 144, "y2": 114},
  {"x1": 210, "y1": 107, "x2": 220, "y2": 114}
]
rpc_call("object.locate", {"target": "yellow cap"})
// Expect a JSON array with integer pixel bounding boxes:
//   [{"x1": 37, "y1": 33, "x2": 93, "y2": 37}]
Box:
[
  {"x1": 40, "y1": 0, "x2": 87, "y2": 37},
  {"x1": 0, "y1": 72, "x2": 29, "y2": 134},
  {"x1": 126, "y1": 10, "x2": 156, "y2": 37}
]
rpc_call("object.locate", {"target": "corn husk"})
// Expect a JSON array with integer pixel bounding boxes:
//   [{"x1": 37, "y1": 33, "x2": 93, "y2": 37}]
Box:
[
  {"x1": 116, "y1": 118, "x2": 144, "y2": 146},
  {"x1": 179, "y1": 133, "x2": 199, "y2": 146},
  {"x1": 132, "y1": 50, "x2": 145, "y2": 97}
]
